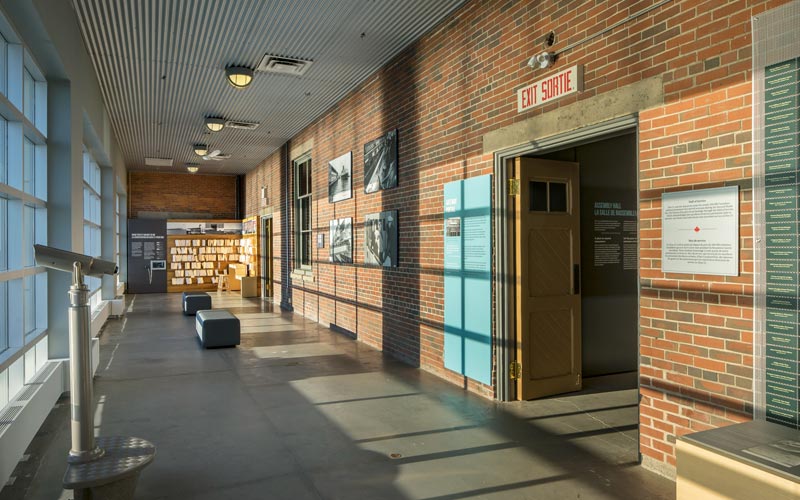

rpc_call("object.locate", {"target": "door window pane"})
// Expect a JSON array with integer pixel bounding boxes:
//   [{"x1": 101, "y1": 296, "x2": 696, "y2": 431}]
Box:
[
  {"x1": 549, "y1": 182, "x2": 567, "y2": 212},
  {"x1": 530, "y1": 181, "x2": 547, "y2": 212}
]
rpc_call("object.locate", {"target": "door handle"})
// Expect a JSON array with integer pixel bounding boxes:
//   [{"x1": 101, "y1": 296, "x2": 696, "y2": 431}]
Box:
[{"x1": 573, "y1": 264, "x2": 580, "y2": 295}]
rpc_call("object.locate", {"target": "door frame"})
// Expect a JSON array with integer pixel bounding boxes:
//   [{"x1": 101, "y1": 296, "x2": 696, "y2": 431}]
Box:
[
  {"x1": 491, "y1": 115, "x2": 640, "y2": 402},
  {"x1": 260, "y1": 215, "x2": 273, "y2": 298}
]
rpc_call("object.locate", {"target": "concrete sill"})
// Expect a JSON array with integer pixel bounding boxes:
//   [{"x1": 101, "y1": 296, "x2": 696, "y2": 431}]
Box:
[{"x1": 290, "y1": 271, "x2": 315, "y2": 283}]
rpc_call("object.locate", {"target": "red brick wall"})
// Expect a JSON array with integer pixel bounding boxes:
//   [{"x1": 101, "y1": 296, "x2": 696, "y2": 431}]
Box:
[
  {"x1": 240, "y1": 0, "x2": 793, "y2": 471},
  {"x1": 129, "y1": 172, "x2": 238, "y2": 219}
]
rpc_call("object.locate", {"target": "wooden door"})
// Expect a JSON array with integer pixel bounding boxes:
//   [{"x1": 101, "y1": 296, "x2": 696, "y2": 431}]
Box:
[{"x1": 514, "y1": 157, "x2": 582, "y2": 400}]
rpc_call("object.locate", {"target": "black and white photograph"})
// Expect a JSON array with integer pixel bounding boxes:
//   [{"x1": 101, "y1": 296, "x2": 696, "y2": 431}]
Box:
[
  {"x1": 328, "y1": 151, "x2": 352, "y2": 203},
  {"x1": 329, "y1": 218, "x2": 353, "y2": 263},
  {"x1": 364, "y1": 211, "x2": 398, "y2": 267},
  {"x1": 364, "y1": 129, "x2": 398, "y2": 194},
  {"x1": 166, "y1": 221, "x2": 243, "y2": 235}
]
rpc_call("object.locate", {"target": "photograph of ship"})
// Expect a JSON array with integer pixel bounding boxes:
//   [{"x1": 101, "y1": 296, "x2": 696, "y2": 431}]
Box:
[
  {"x1": 328, "y1": 151, "x2": 352, "y2": 203},
  {"x1": 329, "y1": 218, "x2": 353, "y2": 263},
  {"x1": 364, "y1": 211, "x2": 398, "y2": 267},
  {"x1": 363, "y1": 129, "x2": 398, "y2": 194}
]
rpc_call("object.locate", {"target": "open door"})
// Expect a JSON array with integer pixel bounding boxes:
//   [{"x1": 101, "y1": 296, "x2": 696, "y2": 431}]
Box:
[
  {"x1": 260, "y1": 217, "x2": 273, "y2": 297},
  {"x1": 514, "y1": 157, "x2": 582, "y2": 400}
]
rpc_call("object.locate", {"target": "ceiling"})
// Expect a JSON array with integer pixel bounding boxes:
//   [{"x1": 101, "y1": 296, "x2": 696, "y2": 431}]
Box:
[{"x1": 71, "y1": 0, "x2": 467, "y2": 175}]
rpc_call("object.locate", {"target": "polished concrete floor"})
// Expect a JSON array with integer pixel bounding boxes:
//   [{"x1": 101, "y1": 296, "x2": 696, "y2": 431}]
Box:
[{"x1": 2, "y1": 293, "x2": 675, "y2": 499}]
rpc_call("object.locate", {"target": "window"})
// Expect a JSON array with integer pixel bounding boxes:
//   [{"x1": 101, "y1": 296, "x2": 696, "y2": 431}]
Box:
[
  {"x1": 83, "y1": 150, "x2": 102, "y2": 308},
  {"x1": 23, "y1": 68, "x2": 34, "y2": 123},
  {"x1": 294, "y1": 156, "x2": 312, "y2": 269},
  {"x1": 0, "y1": 18, "x2": 48, "y2": 411}
]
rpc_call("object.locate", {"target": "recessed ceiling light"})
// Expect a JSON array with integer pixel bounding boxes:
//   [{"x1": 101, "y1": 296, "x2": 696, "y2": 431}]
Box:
[
  {"x1": 225, "y1": 66, "x2": 254, "y2": 88},
  {"x1": 186, "y1": 165, "x2": 199, "y2": 174},
  {"x1": 205, "y1": 117, "x2": 226, "y2": 132},
  {"x1": 193, "y1": 144, "x2": 208, "y2": 156}
]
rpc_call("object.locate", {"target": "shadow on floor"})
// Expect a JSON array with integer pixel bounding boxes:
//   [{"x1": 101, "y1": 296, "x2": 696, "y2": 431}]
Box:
[{"x1": 1, "y1": 292, "x2": 674, "y2": 500}]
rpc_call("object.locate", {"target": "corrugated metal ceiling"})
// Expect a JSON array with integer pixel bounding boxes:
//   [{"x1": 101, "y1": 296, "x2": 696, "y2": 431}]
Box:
[{"x1": 72, "y1": 0, "x2": 467, "y2": 174}]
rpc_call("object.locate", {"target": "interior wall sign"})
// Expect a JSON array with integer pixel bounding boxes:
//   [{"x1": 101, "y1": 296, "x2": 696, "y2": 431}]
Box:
[
  {"x1": 517, "y1": 65, "x2": 584, "y2": 113},
  {"x1": 661, "y1": 186, "x2": 739, "y2": 276}
]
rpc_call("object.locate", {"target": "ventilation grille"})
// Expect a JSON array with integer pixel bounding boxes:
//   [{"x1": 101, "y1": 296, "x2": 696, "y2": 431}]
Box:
[
  {"x1": 257, "y1": 54, "x2": 313, "y2": 76},
  {"x1": 31, "y1": 363, "x2": 58, "y2": 384},
  {"x1": 0, "y1": 406, "x2": 23, "y2": 433},
  {"x1": 14, "y1": 385, "x2": 39, "y2": 403},
  {"x1": 224, "y1": 120, "x2": 260, "y2": 130}
]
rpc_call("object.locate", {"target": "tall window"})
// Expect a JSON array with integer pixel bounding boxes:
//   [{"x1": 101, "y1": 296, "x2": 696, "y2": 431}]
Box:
[
  {"x1": 83, "y1": 150, "x2": 102, "y2": 310},
  {"x1": 294, "y1": 156, "x2": 312, "y2": 269},
  {"x1": 0, "y1": 35, "x2": 48, "y2": 408}
]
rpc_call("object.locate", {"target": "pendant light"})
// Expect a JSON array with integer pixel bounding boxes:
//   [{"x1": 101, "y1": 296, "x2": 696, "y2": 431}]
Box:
[{"x1": 193, "y1": 144, "x2": 208, "y2": 156}]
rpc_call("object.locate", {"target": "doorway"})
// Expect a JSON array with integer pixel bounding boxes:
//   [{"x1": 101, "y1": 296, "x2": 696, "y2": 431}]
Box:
[
  {"x1": 511, "y1": 132, "x2": 639, "y2": 400},
  {"x1": 260, "y1": 216, "x2": 273, "y2": 298}
]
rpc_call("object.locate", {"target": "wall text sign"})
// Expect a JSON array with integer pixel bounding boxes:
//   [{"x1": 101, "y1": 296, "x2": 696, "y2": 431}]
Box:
[
  {"x1": 517, "y1": 65, "x2": 584, "y2": 112},
  {"x1": 662, "y1": 186, "x2": 739, "y2": 276}
]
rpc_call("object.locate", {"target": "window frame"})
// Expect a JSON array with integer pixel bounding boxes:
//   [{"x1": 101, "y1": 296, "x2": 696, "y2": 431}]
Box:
[{"x1": 293, "y1": 155, "x2": 313, "y2": 271}]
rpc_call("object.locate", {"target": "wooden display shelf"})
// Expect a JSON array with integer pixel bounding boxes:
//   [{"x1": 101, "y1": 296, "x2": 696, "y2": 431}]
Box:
[{"x1": 166, "y1": 234, "x2": 244, "y2": 293}]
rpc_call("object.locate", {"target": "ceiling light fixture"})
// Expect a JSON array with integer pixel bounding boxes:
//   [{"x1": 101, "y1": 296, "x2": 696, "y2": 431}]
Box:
[
  {"x1": 225, "y1": 66, "x2": 254, "y2": 88},
  {"x1": 205, "y1": 117, "x2": 226, "y2": 132},
  {"x1": 186, "y1": 165, "x2": 199, "y2": 174},
  {"x1": 193, "y1": 144, "x2": 208, "y2": 156}
]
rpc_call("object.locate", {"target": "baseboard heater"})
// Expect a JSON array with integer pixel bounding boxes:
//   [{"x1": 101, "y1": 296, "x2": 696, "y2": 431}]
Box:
[{"x1": 0, "y1": 361, "x2": 65, "y2": 487}]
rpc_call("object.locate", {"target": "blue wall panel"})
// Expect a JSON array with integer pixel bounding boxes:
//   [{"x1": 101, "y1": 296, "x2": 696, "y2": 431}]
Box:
[{"x1": 443, "y1": 175, "x2": 492, "y2": 385}]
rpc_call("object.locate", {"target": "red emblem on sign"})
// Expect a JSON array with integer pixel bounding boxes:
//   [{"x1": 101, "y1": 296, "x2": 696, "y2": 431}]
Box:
[{"x1": 694, "y1": 227, "x2": 700, "y2": 232}]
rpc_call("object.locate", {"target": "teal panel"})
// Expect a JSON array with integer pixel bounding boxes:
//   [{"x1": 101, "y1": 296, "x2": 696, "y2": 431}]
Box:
[{"x1": 443, "y1": 175, "x2": 492, "y2": 386}]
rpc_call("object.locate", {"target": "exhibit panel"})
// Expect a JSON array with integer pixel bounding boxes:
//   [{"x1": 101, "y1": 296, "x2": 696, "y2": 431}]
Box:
[
  {"x1": 127, "y1": 219, "x2": 167, "y2": 294},
  {"x1": 443, "y1": 175, "x2": 492, "y2": 386},
  {"x1": 754, "y1": 3, "x2": 800, "y2": 430}
]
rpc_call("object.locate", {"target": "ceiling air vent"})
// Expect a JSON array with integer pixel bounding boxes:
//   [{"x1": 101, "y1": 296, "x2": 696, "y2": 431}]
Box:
[
  {"x1": 224, "y1": 120, "x2": 260, "y2": 130},
  {"x1": 257, "y1": 54, "x2": 313, "y2": 76},
  {"x1": 144, "y1": 157, "x2": 173, "y2": 167}
]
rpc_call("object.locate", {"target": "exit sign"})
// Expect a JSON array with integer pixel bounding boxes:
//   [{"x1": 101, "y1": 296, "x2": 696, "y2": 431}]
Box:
[{"x1": 517, "y1": 65, "x2": 584, "y2": 112}]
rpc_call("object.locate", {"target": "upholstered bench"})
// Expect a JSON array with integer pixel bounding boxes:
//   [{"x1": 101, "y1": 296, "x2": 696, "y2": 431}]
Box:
[
  {"x1": 195, "y1": 310, "x2": 240, "y2": 348},
  {"x1": 182, "y1": 292, "x2": 211, "y2": 315}
]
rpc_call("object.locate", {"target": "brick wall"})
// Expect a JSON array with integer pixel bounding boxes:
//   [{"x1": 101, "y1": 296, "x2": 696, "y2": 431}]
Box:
[
  {"x1": 238, "y1": 0, "x2": 794, "y2": 472},
  {"x1": 129, "y1": 172, "x2": 238, "y2": 219}
]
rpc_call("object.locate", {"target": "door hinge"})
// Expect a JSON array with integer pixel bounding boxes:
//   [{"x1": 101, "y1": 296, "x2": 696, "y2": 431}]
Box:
[
  {"x1": 576, "y1": 373, "x2": 582, "y2": 386},
  {"x1": 510, "y1": 361, "x2": 521, "y2": 380},
  {"x1": 508, "y1": 178, "x2": 520, "y2": 197}
]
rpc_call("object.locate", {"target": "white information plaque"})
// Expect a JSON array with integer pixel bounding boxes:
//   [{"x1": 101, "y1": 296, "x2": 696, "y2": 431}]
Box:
[{"x1": 661, "y1": 186, "x2": 739, "y2": 276}]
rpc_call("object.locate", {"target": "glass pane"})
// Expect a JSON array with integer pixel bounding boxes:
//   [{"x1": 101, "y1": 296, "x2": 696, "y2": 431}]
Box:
[
  {"x1": 297, "y1": 162, "x2": 308, "y2": 196},
  {"x1": 24, "y1": 204, "x2": 34, "y2": 267},
  {"x1": 304, "y1": 160, "x2": 312, "y2": 195},
  {"x1": 530, "y1": 181, "x2": 547, "y2": 211},
  {"x1": 0, "y1": 199, "x2": 5, "y2": 271},
  {"x1": 0, "y1": 117, "x2": 6, "y2": 184},
  {"x1": 23, "y1": 139, "x2": 34, "y2": 195},
  {"x1": 24, "y1": 275, "x2": 35, "y2": 335},
  {"x1": 23, "y1": 69, "x2": 34, "y2": 122},
  {"x1": 301, "y1": 232, "x2": 311, "y2": 266},
  {"x1": 0, "y1": 281, "x2": 6, "y2": 352},
  {"x1": 549, "y1": 182, "x2": 568, "y2": 212},
  {"x1": 300, "y1": 197, "x2": 310, "y2": 231}
]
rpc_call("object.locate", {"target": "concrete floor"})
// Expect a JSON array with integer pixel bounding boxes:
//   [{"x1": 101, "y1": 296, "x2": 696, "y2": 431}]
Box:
[{"x1": 1, "y1": 292, "x2": 675, "y2": 500}]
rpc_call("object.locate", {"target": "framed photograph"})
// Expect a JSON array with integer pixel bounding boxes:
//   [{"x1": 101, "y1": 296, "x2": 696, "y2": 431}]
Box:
[
  {"x1": 329, "y1": 218, "x2": 353, "y2": 263},
  {"x1": 364, "y1": 211, "x2": 398, "y2": 267},
  {"x1": 364, "y1": 129, "x2": 398, "y2": 194},
  {"x1": 328, "y1": 151, "x2": 352, "y2": 203}
]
